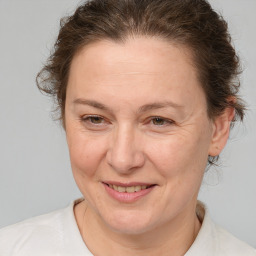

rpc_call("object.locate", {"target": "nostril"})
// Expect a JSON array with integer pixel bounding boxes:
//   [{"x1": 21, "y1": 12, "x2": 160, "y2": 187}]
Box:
[{"x1": 106, "y1": 150, "x2": 146, "y2": 174}]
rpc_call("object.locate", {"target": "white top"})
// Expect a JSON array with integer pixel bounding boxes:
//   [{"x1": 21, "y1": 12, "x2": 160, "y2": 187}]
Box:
[{"x1": 0, "y1": 199, "x2": 255, "y2": 256}]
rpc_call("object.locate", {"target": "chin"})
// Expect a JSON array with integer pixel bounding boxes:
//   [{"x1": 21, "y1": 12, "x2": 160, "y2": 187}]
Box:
[{"x1": 100, "y1": 209, "x2": 156, "y2": 235}]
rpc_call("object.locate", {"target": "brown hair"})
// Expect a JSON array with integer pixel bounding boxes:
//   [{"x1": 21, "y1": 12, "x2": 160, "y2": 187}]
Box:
[{"x1": 36, "y1": 0, "x2": 245, "y2": 165}]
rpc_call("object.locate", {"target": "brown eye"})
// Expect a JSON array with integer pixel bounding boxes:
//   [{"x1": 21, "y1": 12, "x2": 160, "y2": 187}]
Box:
[
  {"x1": 88, "y1": 116, "x2": 104, "y2": 124},
  {"x1": 80, "y1": 115, "x2": 111, "y2": 131},
  {"x1": 152, "y1": 117, "x2": 166, "y2": 126},
  {"x1": 81, "y1": 115, "x2": 105, "y2": 125}
]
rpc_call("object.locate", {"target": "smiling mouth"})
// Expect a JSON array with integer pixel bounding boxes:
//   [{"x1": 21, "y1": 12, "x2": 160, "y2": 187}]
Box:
[{"x1": 103, "y1": 183, "x2": 156, "y2": 193}]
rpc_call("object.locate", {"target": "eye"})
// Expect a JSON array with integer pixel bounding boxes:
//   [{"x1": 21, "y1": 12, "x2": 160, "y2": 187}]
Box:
[
  {"x1": 80, "y1": 115, "x2": 107, "y2": 127},
  {"x1": 85, "y1": 116, "x2": 104, "y2": 124},
  {"x1": 150, "y1": 117, "x2": 174, "y2": 126}
]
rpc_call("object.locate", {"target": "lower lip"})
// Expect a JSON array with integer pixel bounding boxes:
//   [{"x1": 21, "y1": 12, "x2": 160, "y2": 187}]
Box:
[{"x1": 103, "y1": 183, "x2": 156, "y2": 203}]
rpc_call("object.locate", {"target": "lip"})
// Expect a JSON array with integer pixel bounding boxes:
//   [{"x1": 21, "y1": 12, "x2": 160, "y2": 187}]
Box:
[
  {"x1": 103, "y1": 181, "x2": 154, "y2": 187},
  {"x1": 102, "y1": 182, "x2": 157, "y2": 203}
]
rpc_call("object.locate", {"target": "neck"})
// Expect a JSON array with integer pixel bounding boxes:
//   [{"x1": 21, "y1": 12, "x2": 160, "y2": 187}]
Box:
[{"x1": 75, "y1": 199, "x2": 201, "y2": 256}]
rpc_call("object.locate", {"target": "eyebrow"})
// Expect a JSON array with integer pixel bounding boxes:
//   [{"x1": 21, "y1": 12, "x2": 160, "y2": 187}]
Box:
[
  {"x1": 73, "y1": 98, "x2": 183, "y2": 113},
  {"x1": 138, "y1": 102, "x2": 184, "y2": 113},
  {"x1": 73, "y1": 99, "x2": 110, "y2": 111}
]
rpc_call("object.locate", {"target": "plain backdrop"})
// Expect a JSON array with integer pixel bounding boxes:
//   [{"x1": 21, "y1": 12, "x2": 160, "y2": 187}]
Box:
[{"x1": 0, "y1": 0, "x2": 255, "y2": 248}]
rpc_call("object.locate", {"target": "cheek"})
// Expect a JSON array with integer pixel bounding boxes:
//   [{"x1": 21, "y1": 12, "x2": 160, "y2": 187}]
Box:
[
  {"x1": 145, "y1": 128, "x2": 211, "y2": 179},
  {"x1": 67, "y1": 130, "x2": 107, "y2": 179}
]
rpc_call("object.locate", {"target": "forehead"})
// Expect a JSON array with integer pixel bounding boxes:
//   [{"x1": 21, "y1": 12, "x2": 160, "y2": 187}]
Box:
[
  {"x1": 67, "y1": 37, "x2": 206, "y2": 111},
  {"x1": 70, "y1": 37, "x2": 196, "y2": 80}
]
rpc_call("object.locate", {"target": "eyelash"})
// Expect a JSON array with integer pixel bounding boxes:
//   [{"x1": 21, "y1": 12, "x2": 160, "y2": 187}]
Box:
[
  {"x1": 80, "y1": 115, "x2": 174, "y2": 128},
  {"x1": 80, "y1": 115, "x2": 106, "y2": 125},
  {"x1": 148, "y1": 117, "x2": 174, "y2": 126}
]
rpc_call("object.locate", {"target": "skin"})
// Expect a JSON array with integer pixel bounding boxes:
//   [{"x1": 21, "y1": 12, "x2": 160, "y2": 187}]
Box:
[{"x1": 65, "y1": 37, "x2": 234, "y2": 256}]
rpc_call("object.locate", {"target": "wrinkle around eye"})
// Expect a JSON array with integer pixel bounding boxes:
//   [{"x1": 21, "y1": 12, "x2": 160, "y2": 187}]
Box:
[
  {"x1": 80, "y1": 115, "x2": 111, "y2": 130},
  {"x1": 150, "y1": 117, "x2": 174, "y2": 126},
  {"x1": 141, "y1": 117, "x2": 177, "y2": 135}
]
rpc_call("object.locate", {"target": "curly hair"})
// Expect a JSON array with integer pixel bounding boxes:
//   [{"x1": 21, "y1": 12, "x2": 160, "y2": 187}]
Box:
[{"x1": 36, "y1": 0, "x2": 246, "y2": 166}]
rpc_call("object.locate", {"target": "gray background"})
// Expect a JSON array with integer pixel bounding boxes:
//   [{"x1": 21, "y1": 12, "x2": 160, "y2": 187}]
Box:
[{"x1": 0, "y1": 0, "x2": 255, "y2": 248}]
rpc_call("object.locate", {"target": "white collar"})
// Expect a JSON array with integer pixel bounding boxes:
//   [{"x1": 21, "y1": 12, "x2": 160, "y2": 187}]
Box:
[{"x1": 185, "y1": 201, "x2": 217, "y2": 255}]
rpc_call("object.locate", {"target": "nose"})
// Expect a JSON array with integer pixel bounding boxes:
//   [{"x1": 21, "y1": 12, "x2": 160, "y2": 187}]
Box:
[{"x1": 106, "y1": 125, "x2": 145, "y2": 174}]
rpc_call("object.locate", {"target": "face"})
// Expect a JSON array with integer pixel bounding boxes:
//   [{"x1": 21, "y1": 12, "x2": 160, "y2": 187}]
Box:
[{"x1": 65, "y1": 37, "x2": 216, "y2": 234}]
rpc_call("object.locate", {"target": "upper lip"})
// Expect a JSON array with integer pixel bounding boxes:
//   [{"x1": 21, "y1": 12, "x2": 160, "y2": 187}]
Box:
[{"x1": 102, "y1": 181, "x2": 156, "y2": 187}]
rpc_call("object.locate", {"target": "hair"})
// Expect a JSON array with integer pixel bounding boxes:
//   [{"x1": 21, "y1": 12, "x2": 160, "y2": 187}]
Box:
[{"x1": 36, "y1": 0, "x2": 246, "y2": 166}]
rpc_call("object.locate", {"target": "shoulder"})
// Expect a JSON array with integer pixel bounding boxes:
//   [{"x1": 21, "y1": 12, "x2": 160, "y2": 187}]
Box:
[
  {"x1": 215, "y1": 225, "x2": 256, "y2": 255},
  {"x1": 0, "y1": 202, "x2": 73, "y2": 256},
  {"x1": 186, "y1": 201, "x2": 256, "y2": 256}
]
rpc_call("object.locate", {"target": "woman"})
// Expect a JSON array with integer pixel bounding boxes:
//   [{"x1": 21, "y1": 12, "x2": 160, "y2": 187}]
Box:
[{"x1": 0, "y1": 0, "x2": 255, "y2": 255}]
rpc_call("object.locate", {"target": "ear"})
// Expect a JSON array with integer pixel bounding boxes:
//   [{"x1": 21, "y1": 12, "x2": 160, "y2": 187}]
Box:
[{"x1": 208, "y1": 107, "x2": 235, "y2": 157}]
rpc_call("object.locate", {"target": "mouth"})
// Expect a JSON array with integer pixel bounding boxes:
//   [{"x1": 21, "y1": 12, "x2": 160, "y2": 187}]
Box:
[{"x1": 103, "y1": 182, "x2": 156, "y2": 193}]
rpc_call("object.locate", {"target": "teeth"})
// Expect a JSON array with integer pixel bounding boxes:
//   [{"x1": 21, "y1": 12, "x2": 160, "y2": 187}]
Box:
[
  {"x1": 117, "y1": 186, "x2": 126, "y2": 192},
  {"x1": 134, "y1": 185, "x2": 141, "y2": 192},
  {"x1": 110, "y1": 185, "x2": 150, "y2": 193},
  {"x1": 126, "y1": 186, "x2": 135, "y2": 193}
]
